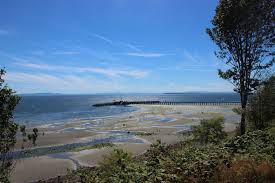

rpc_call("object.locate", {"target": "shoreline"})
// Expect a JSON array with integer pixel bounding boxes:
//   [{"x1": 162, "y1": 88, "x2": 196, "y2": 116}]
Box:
[{"x1": 11, "y1": 104, "x2": 239, "y2": 183}]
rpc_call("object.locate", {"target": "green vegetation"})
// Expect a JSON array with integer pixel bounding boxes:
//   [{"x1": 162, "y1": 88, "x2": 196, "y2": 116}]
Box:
[
  {"x1": 247, "y1": 76, "x2": 275, "y2": 130},
  {"x1": 206, "y1": 0, "x2": 274, "y2": 135},
  {"x1": 0, "y1": 69, "x2": 21, "y2": 182},
  {"x1": 192, "y1": 116, "x2": 226, "y2": 144},
  {"x1": 55, "y1": 70, "x2": 275, "y2": 183},
  {"x1": 72, "y1": 142, "x2": 115, "y2": 152},
  {"x1": 0, "y1": 69, "x2": 39, "y2": 182},
  {"x1": 132, "y1": 131, "x2": 154, "y2": 136},
  {"x1": 75, "y1": 129, "x2": 275, "y2": 183}
]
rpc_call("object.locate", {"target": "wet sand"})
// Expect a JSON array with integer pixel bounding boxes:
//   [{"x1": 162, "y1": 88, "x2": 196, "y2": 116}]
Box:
[{"x1": 11, "y1": 104, "x2": 239, "y2": 183}]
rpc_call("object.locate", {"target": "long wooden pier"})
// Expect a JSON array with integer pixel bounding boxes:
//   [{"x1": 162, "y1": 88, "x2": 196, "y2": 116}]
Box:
[{"x1": 93, "y1": 101, "x2": 240, "y2": 107}]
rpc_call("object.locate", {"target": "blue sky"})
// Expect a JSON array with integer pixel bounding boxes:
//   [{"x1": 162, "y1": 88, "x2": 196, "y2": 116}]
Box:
[{"x1": 0, "y1": 0, "x2": 233, "y2": 94}]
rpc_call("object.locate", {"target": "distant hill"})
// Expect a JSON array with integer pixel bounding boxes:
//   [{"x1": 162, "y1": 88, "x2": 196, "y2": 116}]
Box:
[
  {"x1": 19, "y1": 93, "x2": 64, "y2": 96},
  {"x1": 163, "y1": 92, "x2": 235, "y2": 94}
]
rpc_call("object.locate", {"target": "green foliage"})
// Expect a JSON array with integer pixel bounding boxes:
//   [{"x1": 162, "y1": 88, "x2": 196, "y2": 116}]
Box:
[
  {"x1": 232, "y1": 107, "x2": 242, "y2": 115},
  {"x1": 133, "y1": 131, "x2": 154, "y2": 136},
  {"x1": 76, "y1": 130, "x2": 275, "y2": 183},
  {"x1": 0, "y1": 69, "x2": 20, "y2": 182},
  {"x1": 78, "y1": 149, "x2": 147, "y2": 183},
  {"x1": 207, "y1": 0, "x2": 275, "y2": 135},
  {"x1": 166, "y1": 144, "x2": 231, "y2": 183},
  {"x1": 77, "y1": 168, "x2": 102, "y2": 183},
  {"x1": 267, "y1": 127, "x2": 275, "y2": 138},
  {"x1": 27, "y1": 128, "x2": 39, "y2": 146},
  {"x1": 207, "y1": 0, "x2": 274, "y2": 93},
  {"x1": 224, "y1": 130, "x2": 275, "y2": 163},
  {"x1": 19, "y1": 125, "x2": 39, "y2": 149},
  {"x1": 247, "y1": 76, "x2": 275, "y2": 130},
  {"x1": 0, "y1": 69, "x2": 39, "y2": 182},
  {"x1": 144, "y1": 140, "x2": 171, "y2": 182},
  {"x1": 100, "y1": 149, "x2": 142, "y2": 183},
  {"x1": 192, "y1": 117, "x2": 227, "y2": 144},
  {"x1": 72, "y1": 142, "x2": 114, "y2": 152}
]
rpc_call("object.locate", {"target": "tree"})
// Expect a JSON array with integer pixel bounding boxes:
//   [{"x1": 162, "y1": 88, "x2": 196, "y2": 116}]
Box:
[
  {"x1": 207, "y1": 0, "x2": 275, "y2": 135},
  {"x1": 247, "y1": 75, "x2": 275, "y2": 130},
  {"x1": 0, "y1": 69, "x2": 20, "y2": 182},
  {"x1": 0, "y1": 69, "x2": 39, "y2": 182}
]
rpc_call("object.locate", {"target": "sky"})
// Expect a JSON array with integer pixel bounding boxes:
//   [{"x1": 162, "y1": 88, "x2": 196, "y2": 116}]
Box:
[{"x1": 0, "y1": 0, "x2": 234, "y2": 94}]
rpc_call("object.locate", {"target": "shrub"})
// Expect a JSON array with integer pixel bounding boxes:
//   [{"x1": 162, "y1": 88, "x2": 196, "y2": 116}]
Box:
[
  {"x1": 224, "y1": 130, "x2": 275, "y2": 164},
  {"x1": 76, "y1": 131, "x2": 275, "y2": 183},
  {"x1": 192, "y1": 117, "x2": 227, "y2": 144},
  {"x1": 213, "y1": 160, "x2": 275, "y2": 182}
]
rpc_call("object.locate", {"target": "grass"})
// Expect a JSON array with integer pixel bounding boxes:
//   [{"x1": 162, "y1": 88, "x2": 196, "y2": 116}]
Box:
[
  {"x1": 71, "y1": 142, "x2": 115, "y2": 152},
  {"x1": 132, "y1": 131, "x2": 154, "y2": 136}
]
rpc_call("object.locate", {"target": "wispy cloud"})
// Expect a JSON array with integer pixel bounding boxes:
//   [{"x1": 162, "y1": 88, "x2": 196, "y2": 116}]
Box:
[
  {"x1": 92, "y1": 33, "x2": 113, "y2": 45},
  {"x1": 119, "y1": 42, "x2": 142, "y2": 51},
  {"x1": 91, "y1": 33, "x2": 143, "y2": 52},
  {"x1": 52, "y1": 51, "x2": 80, "y2": 55},
  {"x1": 183, "y1": 50, "x2": 200, "y2": 63},
  {"x1": 125, "y1": 52, "x2": 168, "y2": 58},
  {"x1": 6, "y1": 72, "x2": 122, "y2": 93},
  {"x1": 15, "y1": 62, "x2": 149, "y2": 79}
]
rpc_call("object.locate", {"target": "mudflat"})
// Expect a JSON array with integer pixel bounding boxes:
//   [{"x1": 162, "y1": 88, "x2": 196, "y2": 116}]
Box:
[{"x1": 11, "y1": 104, "x2": 239, "y2": 183}]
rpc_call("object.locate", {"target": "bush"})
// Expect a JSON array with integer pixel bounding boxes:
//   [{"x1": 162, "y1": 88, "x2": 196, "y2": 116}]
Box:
[
  {"x1": 76, "y1": 131, "x2": 275, "y2": 183},
  {"x1": 192, "y1": 117, "x2": 227, "y2": 144},
  {"x1": 224, "y1": 130, "x2": 275, "y2": 164},
  {"x1": 213, "y1": 160, "x2": 275, "y2": 182}
]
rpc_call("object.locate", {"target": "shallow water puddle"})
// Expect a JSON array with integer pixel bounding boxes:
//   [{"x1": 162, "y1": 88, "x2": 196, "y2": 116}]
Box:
[{"x1": 10, "y1": 131, "x2": 146, "y2": 160}]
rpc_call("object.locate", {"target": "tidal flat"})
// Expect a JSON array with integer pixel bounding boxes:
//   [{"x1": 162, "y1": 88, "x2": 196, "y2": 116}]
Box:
[{"x1": 12, "y1": 104, "x2": 240, "y2": 183}]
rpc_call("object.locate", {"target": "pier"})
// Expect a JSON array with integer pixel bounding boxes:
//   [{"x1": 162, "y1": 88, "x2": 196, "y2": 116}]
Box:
[{"x1": 93, "y1": 101, "x2": 240, "y2": 107}]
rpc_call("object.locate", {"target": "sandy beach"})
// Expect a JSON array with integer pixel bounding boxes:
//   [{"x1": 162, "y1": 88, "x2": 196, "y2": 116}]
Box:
[{"x1": 11, "y1": 104, "x2": 240, "y2": 183}]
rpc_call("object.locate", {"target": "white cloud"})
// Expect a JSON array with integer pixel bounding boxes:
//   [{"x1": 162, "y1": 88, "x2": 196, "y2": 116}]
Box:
[
  {"x1": 5, "y1": 71, "x2": 233, "y2": 94},
  {"x1": 125, "y1": 52, "x2": 168, "y2": 58},
  {"x1": 15, "y1": 62, "x2": 149, "y2": 79},
  {"x1": 6, "y1": 72, "x2": 122, "y2": 93}
]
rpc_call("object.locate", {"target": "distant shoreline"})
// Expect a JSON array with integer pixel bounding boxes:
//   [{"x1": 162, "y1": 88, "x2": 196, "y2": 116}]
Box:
[{"x1": 19, "y1": 92, "x2": 237, "y2": 96}]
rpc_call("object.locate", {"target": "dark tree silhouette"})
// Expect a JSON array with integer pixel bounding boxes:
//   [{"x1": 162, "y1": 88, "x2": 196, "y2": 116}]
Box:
[
  {"x1": 207, "y1": 0, "x2": 275, "y2": 134},
  {"x1": 247, "y1": 75, "x2": 275, "y2": 130},
  {"x1": 0, "y1": 69, "x2": 20, "y2": 182},
  {"x1": 0, "y1": 69, "x2": 39, "y2": 182}
]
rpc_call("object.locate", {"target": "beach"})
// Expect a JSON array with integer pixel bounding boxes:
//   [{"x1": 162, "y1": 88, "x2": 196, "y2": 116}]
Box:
[{"x1": 11, "y1": 104, "x2": 240, "y2": 183}]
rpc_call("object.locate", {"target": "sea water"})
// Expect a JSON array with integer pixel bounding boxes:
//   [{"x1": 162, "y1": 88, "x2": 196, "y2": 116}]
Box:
[{"x1": 14, "y1": 93, "x2": 240, "y2": 126}]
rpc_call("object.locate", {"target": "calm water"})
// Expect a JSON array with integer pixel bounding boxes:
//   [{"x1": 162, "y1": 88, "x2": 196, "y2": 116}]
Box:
[{"x1": 14, "y1": 93, "x2": 240, "y2": 126}]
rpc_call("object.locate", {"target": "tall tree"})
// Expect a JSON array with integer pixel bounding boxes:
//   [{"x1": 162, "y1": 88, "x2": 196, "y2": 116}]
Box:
[
  {"x1": 0, "y1": 69, "x2": 20, "y2": 182},
  {"x1": 247, "y1": 75, "x2": 275, "y2": 130},
  {"x1": 207, "y1": 0, "x2": 275, "y2": 134}
]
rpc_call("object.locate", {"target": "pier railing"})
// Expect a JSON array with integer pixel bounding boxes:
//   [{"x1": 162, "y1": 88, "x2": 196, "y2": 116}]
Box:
[{"x1": 93, "y1": 101, "x2": 240, "y2": 107}]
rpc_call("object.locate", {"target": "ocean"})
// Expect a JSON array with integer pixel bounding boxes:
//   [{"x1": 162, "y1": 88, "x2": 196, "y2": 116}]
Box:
[{"x1": 14, "y1": 93, "x2": 240, "y2": 126}]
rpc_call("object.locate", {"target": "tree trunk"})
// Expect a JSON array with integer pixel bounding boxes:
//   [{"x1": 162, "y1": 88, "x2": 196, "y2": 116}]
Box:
[
  {"x1": 240, "y1": 110, "x2": 246, "y2": 135},
  {"x1": 240, "y1": 94, "x2": 248, "y2": 135}
]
